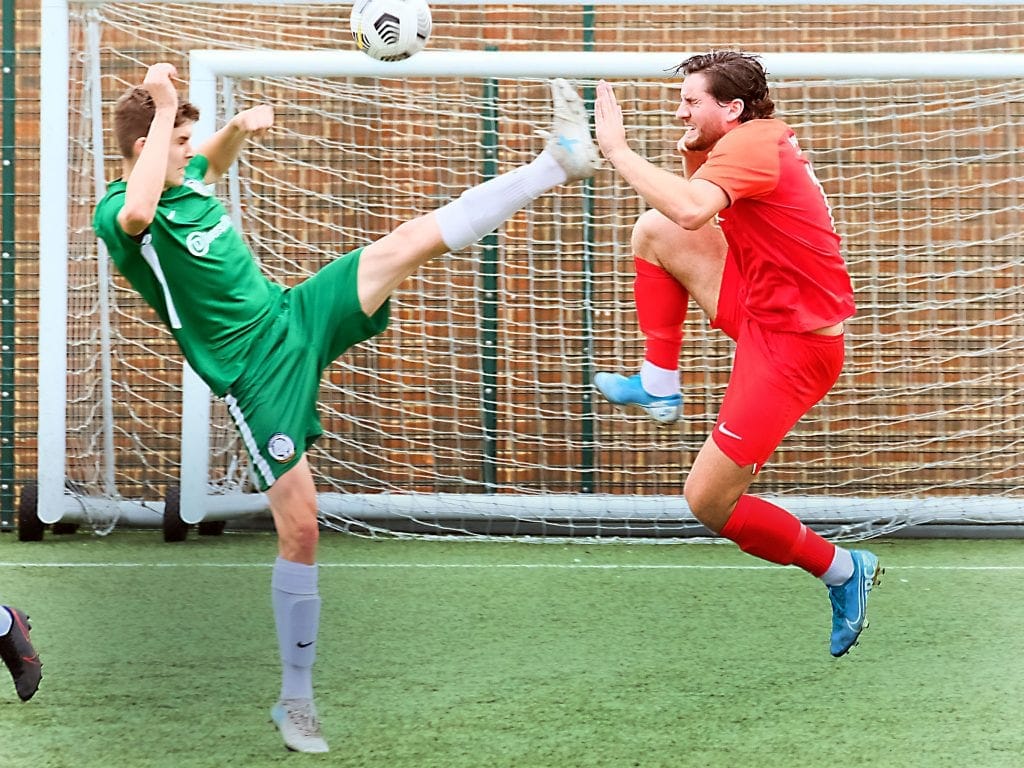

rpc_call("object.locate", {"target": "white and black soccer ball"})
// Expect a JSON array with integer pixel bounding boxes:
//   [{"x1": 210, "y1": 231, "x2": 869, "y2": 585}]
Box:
[{"x1": 350, "y1": 0, "x2": 432, "y2": 62}]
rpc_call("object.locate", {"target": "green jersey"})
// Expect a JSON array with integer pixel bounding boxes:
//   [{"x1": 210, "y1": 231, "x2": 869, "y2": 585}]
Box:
[{"x1": 93, "y1": 155, "x2": 283, "y2": 395}]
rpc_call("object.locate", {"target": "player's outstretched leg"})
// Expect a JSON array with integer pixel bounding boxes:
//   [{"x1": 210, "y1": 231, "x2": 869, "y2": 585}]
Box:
[
  {"x1": 827, "y1": 549, "x2": 881, "y2": 657},
  {"x1": 593, "y1": 371, "x2": 683, "y2": 424},
  {"x1": 541, "y1": 78, "x2": 601, "y2": 181},
  {"x1": 374, "y1": 77, "x2": 599, "y2": 299},
  {"x1": 271, "y1": 698, "x2": 329, "y2": 753},
  {"x1": 0, "y1": 607, "x2": 42, "y2": 701}
]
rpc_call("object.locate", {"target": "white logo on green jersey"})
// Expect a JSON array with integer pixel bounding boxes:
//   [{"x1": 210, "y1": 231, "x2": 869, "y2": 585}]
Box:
[
  {"x1": 183, "y1": 177, "x2": 215, "y2": 197},
  {"x1": 185, "y1": 214, "x2": 233, "y2": 257}
]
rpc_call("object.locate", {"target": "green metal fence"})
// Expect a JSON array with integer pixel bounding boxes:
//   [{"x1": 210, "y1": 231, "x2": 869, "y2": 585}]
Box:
[{"x1": 0, "y1": 0, "x2": 16, "y2": 530}]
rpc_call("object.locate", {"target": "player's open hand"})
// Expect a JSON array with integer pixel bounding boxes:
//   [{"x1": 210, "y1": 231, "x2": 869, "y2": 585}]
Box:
[
  {"x1": 231, "y1": 105, "x2": 275, "y2": 137},
  {"x1": 142, "y1": 63, "x2": 179, "y2": 112},
  {"x1": 594, "y1": 80, "x2": 628, "y2": 161}
]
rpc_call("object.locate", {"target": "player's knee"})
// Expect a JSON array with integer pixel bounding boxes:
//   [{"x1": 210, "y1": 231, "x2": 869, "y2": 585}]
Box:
[
  {"x1": 683, "y1": 475, "x2": 706, "y2": 517},
  {"x1": 293, "y1": 502, "x2": 321, "y2": 547},
  {"x1": 274, "y1": 496, "x2": 321, "y2": 559},
  {"x1": 630, "y1": 209, "x2": 677, "y2": 261},
  {"x1": 365, "y1": 217, "x2": 421, "y2": 261},
  {"x1": 281, "y1": 516, "x2": 320, "y2": 560},
  {"x1": 683, "y1": 476, "x2": 726, "y2": 532},
  {"x1": 387, "y1": 217, "x2": 420, "y2": 250},
  {"x1": 388, "y1": 215, "x2": 448, "y2": 260},
  {"x1": 632, "y1": 208, "x2": 722, "y2": 264}
]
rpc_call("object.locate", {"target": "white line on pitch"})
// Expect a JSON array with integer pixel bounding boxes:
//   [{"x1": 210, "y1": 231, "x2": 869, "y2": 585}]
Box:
[{"x1": 0, "y1": 562, "x2": 1022, "y2": 571}]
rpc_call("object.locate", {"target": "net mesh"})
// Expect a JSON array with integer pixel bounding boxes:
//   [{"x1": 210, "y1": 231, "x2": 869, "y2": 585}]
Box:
[{"x1": 52, "y1": 2, "x2": 1024, "y2": 538}]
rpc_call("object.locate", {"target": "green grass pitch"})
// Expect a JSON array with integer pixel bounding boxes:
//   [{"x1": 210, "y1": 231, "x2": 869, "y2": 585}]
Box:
[{"x1": 1, "y1": 531, "x2": 1022, "y2": 767}]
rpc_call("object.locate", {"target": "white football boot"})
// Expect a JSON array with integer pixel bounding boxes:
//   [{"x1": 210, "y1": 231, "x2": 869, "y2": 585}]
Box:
[
  {"x1": 271, "y1": 698, "x2": 329, "y2": 753},
  {"x1": 542, "y1": 78, "x2": 601, "y2": 182}
]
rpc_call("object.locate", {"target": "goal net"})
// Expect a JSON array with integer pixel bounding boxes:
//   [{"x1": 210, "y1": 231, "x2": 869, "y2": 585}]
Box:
[{"x1": 38, "y1": 1, "x2": 1024, "y2": 538}]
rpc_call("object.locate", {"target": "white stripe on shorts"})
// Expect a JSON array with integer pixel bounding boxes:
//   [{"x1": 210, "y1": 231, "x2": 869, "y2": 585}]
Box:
[{"x1": 223, "y1": 393, "x2": 277, "y2": 489}]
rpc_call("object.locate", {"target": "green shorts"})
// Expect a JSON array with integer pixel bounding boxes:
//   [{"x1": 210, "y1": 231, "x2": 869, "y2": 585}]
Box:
[{"x1": 223, "y1": 247, "x2": 390, "y2": 490}]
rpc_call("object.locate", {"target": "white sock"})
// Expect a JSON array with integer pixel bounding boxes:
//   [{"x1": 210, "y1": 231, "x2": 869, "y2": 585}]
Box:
[
  {"x1": 821, "y1": 548, "x2": 855, "y2": 586},
  {"x1": 639, "y1": 359, "x2": 680, "y2": 397},
  {"x1": 0, "y1": 606, "x2": 11, "y2": 636},
  {"x1": 272, "y1": 558, "x2": 321, "y2": 701},
  {"x1": 433, "y1": 151, "x2": 568, "y2": 251}
]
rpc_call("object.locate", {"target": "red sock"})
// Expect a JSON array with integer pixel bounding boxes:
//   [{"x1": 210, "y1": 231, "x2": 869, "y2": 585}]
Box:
[
  {"x1": 633, "y1": 257, "x2": 688, "y2": 370},
  {"x1": 719, "y1": 495, "x2": 836, "y2": 577}
]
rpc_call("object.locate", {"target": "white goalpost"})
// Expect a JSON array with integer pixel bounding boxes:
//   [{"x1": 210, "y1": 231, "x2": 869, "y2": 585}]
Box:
[{"x1": 31, "y1": 0, "x2": 1024, "y2": 540}]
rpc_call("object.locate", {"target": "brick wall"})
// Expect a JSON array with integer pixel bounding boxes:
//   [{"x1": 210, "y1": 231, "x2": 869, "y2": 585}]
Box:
[{"x1": 8, "y1": 4, "x2": 1024, "y2": 512}]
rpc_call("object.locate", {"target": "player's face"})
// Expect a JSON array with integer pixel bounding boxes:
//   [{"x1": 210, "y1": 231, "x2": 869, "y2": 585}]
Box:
[
  {"x1": 675, "y1": 73, "x2": 740, "y2": 152},
  {"x1": 164, "y1": 122, "x2": 196, "y2": 188}
]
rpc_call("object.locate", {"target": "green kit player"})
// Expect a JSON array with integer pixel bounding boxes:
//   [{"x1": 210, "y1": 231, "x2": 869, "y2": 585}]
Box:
[{"x1": 93, "y1": 62, "x2": 600, "y2": 753}]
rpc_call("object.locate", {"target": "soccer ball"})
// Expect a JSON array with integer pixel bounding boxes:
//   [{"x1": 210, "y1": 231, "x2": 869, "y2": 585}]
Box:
[{"x1": 350, "y1": 0, "x2": 432, "y2": 62}]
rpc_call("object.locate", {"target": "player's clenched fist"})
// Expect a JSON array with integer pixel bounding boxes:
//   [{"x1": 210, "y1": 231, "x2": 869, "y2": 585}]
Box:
[
  {"x1": 231, "y1": 105, "x2": 275, "y2": 137},
  {"x1": 142, "y1": 62, "x2": 179, "y2": 112}
]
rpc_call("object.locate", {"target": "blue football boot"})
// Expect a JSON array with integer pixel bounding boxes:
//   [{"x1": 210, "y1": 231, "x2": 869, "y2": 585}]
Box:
[
  {"x1": 828, "y1": 549, "x2": 881, "y2": 657},
  {"x1": 593, "y1": 372, "x2": 682, "y2": 425}
]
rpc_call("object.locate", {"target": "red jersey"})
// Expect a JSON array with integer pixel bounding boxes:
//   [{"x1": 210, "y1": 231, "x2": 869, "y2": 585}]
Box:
[{"x1": 693, "y1": 118, "x2": 854, "y2": 332}]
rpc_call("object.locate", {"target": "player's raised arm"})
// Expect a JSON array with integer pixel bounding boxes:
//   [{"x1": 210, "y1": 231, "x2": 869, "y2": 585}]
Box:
[
  {"x1": 118, "y1": 63, "x2": 180, "y2": 236},
  {"x1": 594, "y1": 80, "x2": 726, "y2": 231},
  {"x1": 199, "y1": 105, "x2": 274, "y2": 182}
]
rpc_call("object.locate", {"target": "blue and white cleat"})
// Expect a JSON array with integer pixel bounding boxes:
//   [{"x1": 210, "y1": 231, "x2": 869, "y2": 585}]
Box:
[
  {"x1": 828, "y1": 549, "x2": 881, "y2": 657},
  {"x1": 594, "y1": 372, "x2": 682, "y2": 425}
]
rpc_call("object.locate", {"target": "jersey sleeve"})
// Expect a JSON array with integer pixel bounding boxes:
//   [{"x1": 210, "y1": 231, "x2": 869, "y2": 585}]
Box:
[
  {"x1": 92, "y1": 187, "x2": 139, "y2": 250},
  {"x1": 692, "y1": 123, "x2": 781, "y2": 205},
  {"x1": 187, "y1": 154, "x2": 210, "y2": 182}
]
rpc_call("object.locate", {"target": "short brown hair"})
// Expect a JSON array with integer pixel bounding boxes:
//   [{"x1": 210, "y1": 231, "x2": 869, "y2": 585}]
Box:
[
  {"x1": 113, "y1": 86, "x2": 200, "y2": 159},
  {"x1": 675, "y1": 51, "x2": 775, "y2": 123}
]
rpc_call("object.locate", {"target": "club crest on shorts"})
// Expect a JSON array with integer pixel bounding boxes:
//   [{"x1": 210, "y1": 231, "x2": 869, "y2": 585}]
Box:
[{"x1": 267, "y1": 432, "x2": 296, "y2": 463}]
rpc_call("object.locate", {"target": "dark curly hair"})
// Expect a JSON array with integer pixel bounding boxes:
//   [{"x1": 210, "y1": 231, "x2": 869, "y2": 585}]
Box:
[
  {"x1": 674, "y1": 51, "x2": 775, "y2": 123},
  {"x1": 113, "y1": 85, "x2": 200, "y2": 159}
]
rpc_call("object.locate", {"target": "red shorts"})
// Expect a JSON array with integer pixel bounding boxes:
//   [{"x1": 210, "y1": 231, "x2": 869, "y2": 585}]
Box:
[{"x1": 709, "y1": 251, "x2": 846, "y2": 472}]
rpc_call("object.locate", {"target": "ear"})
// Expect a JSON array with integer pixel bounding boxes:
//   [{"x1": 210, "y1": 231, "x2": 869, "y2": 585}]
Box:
[
  {"x1": 726, "y1": 99, "x2": 745, "y2": 122},
  {"x1": 132, "y1": 135, "x2": 146, "y2": 159}
]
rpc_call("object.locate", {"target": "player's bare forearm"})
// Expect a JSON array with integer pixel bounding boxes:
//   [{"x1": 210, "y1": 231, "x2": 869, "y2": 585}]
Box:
[
  {"x1": 594, "y1": 79, "x2": 723, "y2": 231},
  {"x1": 607, "y1": 147, "x2": 720, "y2": 230},
  {"x1": 119, "y1": 107, "x2": 176, "y2": 236},
  {"x1": 200, "y1": 105, "x2": 274, "y2": 181}
]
